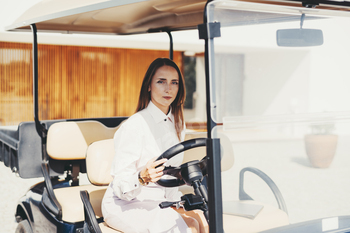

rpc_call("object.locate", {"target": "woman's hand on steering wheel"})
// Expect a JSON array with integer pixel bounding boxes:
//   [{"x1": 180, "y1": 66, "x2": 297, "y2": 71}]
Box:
[
  {"x1": 155, "y1": 138, "x2": 207, "y2": 187},
  {"x1": 140, "y1": 157, "x2": 168, "y2": 183}
]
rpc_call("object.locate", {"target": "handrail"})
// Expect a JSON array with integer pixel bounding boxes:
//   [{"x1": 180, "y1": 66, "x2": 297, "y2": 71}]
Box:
[
  {"x1": 80, "y1": 190, "x2": 103, "y2": 233},
  {"x1": 41, "y1": 163, "x2": 62, "y2": 220},
  {"x1": 239, "y1": 167, "x2": 288, "y2": 214}
]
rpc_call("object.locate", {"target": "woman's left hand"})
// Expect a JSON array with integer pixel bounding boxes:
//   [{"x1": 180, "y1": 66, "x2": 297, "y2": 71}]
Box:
[{"x1": 140, "y1": 157, "x2": 167, "y2": 183}]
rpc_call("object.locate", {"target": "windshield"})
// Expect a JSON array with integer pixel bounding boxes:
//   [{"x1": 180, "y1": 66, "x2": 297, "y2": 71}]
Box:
[{"x1": 208, "y1": 0, "x2": 350, "y2": 228}]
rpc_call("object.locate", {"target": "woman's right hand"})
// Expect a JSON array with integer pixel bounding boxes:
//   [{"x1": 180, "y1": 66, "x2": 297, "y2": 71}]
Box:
[{"x1": 140, "y1": 157, "x2": 167, "y2": 183}]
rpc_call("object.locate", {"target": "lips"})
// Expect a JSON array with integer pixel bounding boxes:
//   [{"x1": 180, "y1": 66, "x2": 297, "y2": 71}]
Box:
[{"x1": 163, "y1": 96, "x2": 172, "y2": 100}]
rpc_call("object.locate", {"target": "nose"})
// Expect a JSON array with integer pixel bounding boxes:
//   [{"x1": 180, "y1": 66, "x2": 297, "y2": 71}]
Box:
[{"x1": 165, "y1": 82, "x2": 171, "y2": 92}]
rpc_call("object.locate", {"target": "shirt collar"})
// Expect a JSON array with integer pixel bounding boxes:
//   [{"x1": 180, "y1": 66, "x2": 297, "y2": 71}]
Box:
[{"x1": 147, "y1": 101, "x2": 173, "y2": 124}]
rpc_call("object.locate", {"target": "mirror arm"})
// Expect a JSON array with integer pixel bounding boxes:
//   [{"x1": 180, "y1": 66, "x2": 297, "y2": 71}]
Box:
[
  {"x1": 300, "y1": 13, "x2": 305, "y2": 29},
  {"x1": 302, "y1": 2, "x2": 319, "y2": 8}
]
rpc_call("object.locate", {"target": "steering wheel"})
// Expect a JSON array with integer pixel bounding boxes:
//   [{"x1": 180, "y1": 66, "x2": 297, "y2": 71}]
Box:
[{"x1": 155, "y1": 138, "x2": 207, "y2": 187}]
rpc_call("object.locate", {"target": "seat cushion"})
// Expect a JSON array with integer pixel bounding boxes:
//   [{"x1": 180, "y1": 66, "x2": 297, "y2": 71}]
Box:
[
  {"x1": 223, "y1": 201, "x2": 289, "y2": 233},
  {"x1": 54, "y1": 185, "x2": 107, "y2": 223}
]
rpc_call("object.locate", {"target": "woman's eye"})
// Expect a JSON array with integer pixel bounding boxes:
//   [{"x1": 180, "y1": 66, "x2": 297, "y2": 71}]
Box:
[
  {"x1": 172, "y1": 81, "x2": 179, "y2": 85},
  {"x1": 157, "y1": 80, "x2": 164, "y2": 84}
]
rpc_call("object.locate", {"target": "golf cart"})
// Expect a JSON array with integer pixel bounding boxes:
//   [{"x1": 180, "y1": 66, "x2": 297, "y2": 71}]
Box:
[{"x1": 1, "y1": 0, "x2": 350, "y2": 232}]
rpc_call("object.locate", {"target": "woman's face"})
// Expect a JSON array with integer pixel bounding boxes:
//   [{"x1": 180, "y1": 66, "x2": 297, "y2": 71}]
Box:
[{"x1": 148, "y1": 65, "x2": 179, "y2": 114}]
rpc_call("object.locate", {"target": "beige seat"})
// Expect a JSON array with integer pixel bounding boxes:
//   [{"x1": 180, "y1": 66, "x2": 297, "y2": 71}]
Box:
[
  {"x1": 84, "y1": 138, "x2": 122, "y2": 232},
  {"x1": 47, "y1": 121, "x2": 120, "y2": 160},
  {"x1": 54, "y1": 185, "x2": 107, "y2": 223},
  {"x1": 45, "y1": 121, "x2": 120, "y2": 223},
  {"x1": 223, "y1": 201, "x2": 289, "y2": 232},
  {"x1": 83, "y1": 131, "x2": 289, "y2": 232}
]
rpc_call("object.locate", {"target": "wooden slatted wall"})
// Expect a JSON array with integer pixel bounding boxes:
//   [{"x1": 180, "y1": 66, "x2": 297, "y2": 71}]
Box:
[{"x1": 0, "y1": 42, "x2": 182, "y2": 126}]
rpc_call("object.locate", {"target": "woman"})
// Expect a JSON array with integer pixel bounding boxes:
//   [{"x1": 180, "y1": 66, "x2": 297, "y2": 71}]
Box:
[{"x1": 102, "y1": 58, "x2": 208, "y2": 233}]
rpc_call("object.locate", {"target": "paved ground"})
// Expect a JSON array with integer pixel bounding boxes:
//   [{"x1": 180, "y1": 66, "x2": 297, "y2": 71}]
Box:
[
  {"x1": 221, "y1": 134, "x2": 350, "y2": 224},
  {"x1": 0, "y1": 165, "x2": 42, "y2": 233},
  {"x1": 0, "y1": 131, "x2": 349, "y2": 232}
]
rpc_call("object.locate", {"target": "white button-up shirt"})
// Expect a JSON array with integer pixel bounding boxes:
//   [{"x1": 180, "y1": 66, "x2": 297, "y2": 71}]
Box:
[
  {"x1": 102, "y1": 101, "x2": 190, "y2": 232},
  {"x1": 108, "y1": 101, "x2": 185, "y2": 201}
]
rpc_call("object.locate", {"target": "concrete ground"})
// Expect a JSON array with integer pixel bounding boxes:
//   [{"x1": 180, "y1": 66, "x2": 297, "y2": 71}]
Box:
[
  {"x1": 0, "y1": 166, "x2": 42, "y2": 233},
  {"x1": 221, "y1": 133, "x2": 350, "y2": 224},
  {"x1": 1, "y1": 131, "x2": 349, "y2": 232}
]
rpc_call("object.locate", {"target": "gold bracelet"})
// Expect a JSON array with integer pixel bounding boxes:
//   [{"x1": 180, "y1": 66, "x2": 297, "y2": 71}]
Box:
[{"x1": 138, "y1": 171, "x2": 149, "y2": 186}]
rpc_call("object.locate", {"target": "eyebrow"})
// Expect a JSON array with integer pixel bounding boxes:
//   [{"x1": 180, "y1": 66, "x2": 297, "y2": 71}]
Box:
[{"x1": 156, "y1": 78, "x2": 179, "y2": 81}]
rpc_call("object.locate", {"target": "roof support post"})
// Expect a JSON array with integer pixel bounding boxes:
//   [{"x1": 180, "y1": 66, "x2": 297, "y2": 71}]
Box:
[
  {"x1": 166, "y1": 31, "x2": 174, "y2": 60},
  {"x1": 30, "y1": 24, "x2": 47, "y2": 139},
  {"x1": 30, "y1": 24, "x2": 61, "y2": 219},
  {"x1": 198, "y1": 1, "x2": 224, "y2": 232},
  {"x1": 30, "y1": 24, "x2": 48, "y2": 164}
]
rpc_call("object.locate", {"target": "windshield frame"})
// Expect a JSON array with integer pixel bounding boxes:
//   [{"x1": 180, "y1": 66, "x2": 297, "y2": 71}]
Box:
[{"x1": 204, "y1": 1, "x2": 350, "y2": 232}]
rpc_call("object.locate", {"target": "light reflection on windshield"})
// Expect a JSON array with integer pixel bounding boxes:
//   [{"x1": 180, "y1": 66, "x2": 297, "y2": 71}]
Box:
[{"x1": 209, "y1": 1, "x2": 350, "y2": 227}]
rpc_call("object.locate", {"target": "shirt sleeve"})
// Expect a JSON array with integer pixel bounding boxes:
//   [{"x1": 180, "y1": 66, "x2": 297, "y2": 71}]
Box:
[{"x1": 110, "y1": 118, "x2": 144, "y2": 201}]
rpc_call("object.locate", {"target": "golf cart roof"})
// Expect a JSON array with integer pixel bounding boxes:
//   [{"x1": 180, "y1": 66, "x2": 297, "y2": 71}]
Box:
[
  {"x1": 5, "y1": 0, "x2": 350, "y2": 35},
  {"x1": 5, "y1": 0, "x2": 206, "y2": 34}
]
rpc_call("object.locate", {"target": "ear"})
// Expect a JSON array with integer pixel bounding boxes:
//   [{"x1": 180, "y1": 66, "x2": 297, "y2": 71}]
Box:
[{"x1": 148, "y1": 86, "x2": 151, "y2": 92}]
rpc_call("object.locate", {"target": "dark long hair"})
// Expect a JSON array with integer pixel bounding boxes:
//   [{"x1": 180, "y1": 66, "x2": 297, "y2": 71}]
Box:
[{"x1": 136, "y1": 58, "x2": 186, "y2": 140}]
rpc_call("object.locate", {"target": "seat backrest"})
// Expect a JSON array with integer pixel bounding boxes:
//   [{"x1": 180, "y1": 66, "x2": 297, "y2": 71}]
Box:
[
  {"x1": 46, "y1": 121, "x2": 119, "y2": 160},
  {"x1": 184, "y1": 132, "x2": 234, "y2": 172},
  {"x1": 86, "y1": 139, "x2": 114, "y2": 186},
  {"x1": 85, "y1": 131, "x2": 234, "y2": 186}
]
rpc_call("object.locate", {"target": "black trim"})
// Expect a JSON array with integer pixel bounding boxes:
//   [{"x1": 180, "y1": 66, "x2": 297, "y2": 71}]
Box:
[
  {"x1": 198, "y1": 22, "x2": 221, "y2": 40},
  {"x1": 30, "y1": 23, "x2": 63, "y2": 222},
  {"x1": 30, "y1": 24, "x2": 47, "y2": 139},
  {"x1": 41, "y1": 163, "x2": 62, "y2": 220},
  {"x1": 206, "y1": 138, "x2": 224, "y2": 232},
  {"x1": 80, "y1": 190, "x2": 102, "y2": 233},
  {"x1": 291, "y1": 0, "x2": 350, "y2": 7},
  {"x1": 199, "y1": 0, "x2": 224, "y2": 232},
  {"x1": 166, "y1": 31, "x2": 174, "y2": 60},
  {"x1": 156, "y1": 138, "x2": 207, "y2": 187}
]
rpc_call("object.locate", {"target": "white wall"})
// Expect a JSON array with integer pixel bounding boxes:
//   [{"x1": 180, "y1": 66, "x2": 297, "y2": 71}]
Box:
[
  {"x1": 243, "y1": 50, "x2": 311, "y2": 115},
  {"x1": 215, "y1": 17, "x2": 350, "y2": 117},
  {"x1": 3, "y1": 1, "x2": 350, "y2": 125},
  {"x1": 308, "y1": 21, "x2": 350, "y2": 113}
]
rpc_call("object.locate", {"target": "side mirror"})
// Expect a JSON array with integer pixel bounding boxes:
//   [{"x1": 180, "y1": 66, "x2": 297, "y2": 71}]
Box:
[{"x1": 276, "y1": 28, "x2": 324, "y2": 47}]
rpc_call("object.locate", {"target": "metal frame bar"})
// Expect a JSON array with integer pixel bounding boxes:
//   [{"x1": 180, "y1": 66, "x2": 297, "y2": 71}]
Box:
[
  {"x1": 200, "y1": 1, "x2": 224, "y2": 232},
  {"x1": 30, "y1": 24, "x2": 47, "y2": 139},
  {"x1": 30, "y1": 24, "x2": 49, "y2": 165},
  {"x1": 29, "y1": 25, "x2": 62, "y2": 221},
  {"x1": 166, "y1": 31, "x2": 174, "y2": 60}
]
